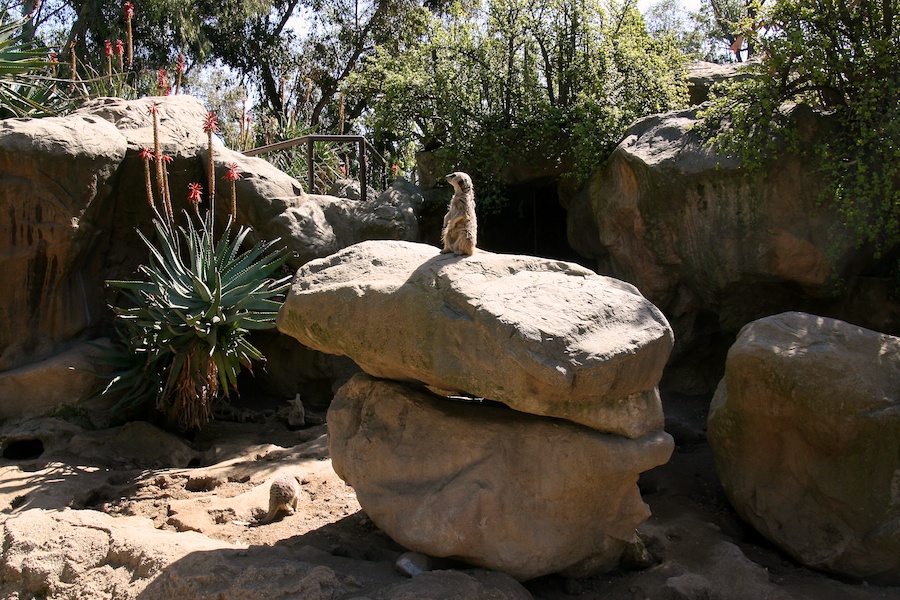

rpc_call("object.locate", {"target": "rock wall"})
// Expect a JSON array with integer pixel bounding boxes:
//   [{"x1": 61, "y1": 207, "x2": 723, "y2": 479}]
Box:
[
  {"x1": 564, "y1": 105, "x2": 900, "y2": 391},
  {"x1": 0, "y1": 96, "x2": 420, "y2": 418}
]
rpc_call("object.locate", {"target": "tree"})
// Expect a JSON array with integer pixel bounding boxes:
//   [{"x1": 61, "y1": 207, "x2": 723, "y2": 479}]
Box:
[
  {"x1": 689, "y1": 0, "x2": 760, "y2": 62},
  {"x1": 699, "y1": 0, "x2": 900, "y2": 257},
  {"x1": 644, "y1": 0, "x2": 707, "y2": 58},
  {"x1": 351, "y1": 0, "x2": 689, "y2": 187}
]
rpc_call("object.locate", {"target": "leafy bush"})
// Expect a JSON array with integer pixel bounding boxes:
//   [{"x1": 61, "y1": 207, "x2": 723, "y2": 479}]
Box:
[
  {"x1": 349, "y1": 0, "x2": 689, "y2": 189},
  {"x1": 698, "y1": 0, "x2": 900, "y2": 257},
  {"x1": 101, "y1": 211, "x2": 290, "y2": 430}
]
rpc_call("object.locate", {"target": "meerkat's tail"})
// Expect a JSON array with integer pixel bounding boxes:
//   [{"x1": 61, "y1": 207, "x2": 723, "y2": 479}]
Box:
[
  {"x1": 456, "y1": 237, "x2": 476, "y2": 256},
  {"x1": 253, "y1": 511, "x2": 275, "y2": 526}
]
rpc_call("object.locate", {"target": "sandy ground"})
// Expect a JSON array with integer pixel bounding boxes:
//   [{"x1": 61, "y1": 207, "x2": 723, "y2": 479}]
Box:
[{"x1": 0, "y1": 390, "x2": 898, "y2": 600}]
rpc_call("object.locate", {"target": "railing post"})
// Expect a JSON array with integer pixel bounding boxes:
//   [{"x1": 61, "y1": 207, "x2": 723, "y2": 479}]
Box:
[
  {"x1": 246, "y1": 134, "x2": 386, "y2": 197},
  {"x1": 307, "y1": 138, "x2": 315, "y2": 194},
  {"x1": 358, "y1": 138, "x2": 367, "y2": 200}
]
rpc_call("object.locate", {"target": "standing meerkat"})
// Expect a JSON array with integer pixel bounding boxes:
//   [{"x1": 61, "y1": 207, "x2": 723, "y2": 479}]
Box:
[
  {"x1": 255, "y1": 473, "x2": 303, "y2": 525},
  {"x1": 441, "y1": 172, "x2": 477, "y2": 256}
]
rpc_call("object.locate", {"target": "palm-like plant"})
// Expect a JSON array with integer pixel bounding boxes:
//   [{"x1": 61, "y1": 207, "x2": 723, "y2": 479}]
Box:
[
  {"x1": 101, "y1": 211, "x2": 291, "y2": 430},
  {"x1": 0, "y1": 15, "x2": 56, "y2": 117}
]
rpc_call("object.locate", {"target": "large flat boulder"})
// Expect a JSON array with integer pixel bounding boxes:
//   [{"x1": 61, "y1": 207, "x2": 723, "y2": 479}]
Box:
[
  {"x1": 328, "y1": 374, "x2": 674, "y2": 581},
  {"x1": 277, "y1": 240, "x2": 673, "y2": 437},
  {"x1": 707, "y1": 312, "x2": 900, "y2": 584}
]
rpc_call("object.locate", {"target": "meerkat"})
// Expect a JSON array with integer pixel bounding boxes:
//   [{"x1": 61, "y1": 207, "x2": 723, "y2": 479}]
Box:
[
  {"x1": 255, "y1": 473, "x2": 303, "y2": 525},
  {"x1": 441, "y1": 171, "x2": 477, "y2": 256}
]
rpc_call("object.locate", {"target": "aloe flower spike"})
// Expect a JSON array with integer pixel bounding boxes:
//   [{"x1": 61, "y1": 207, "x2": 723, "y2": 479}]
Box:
[{"x1": 140, "y1": 147, "x2": 155, "y2": 209}]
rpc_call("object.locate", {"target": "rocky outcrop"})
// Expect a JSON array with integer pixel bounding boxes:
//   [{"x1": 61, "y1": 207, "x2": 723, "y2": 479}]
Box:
[
  {"x1": 277, "y1": 240, "x2": 673, "y2": 437},
  {"x1": 0, "y1": 110, "x2": 126, "y2": 372},
  {"x1": 707, "y1": 312, "x2": 900, "y2": 584},
  {"x1": 278, "y1": 240, "x2": 674, "y2": 579},
  {"x1": 0, "y1": 96, "x2": 420, "y2": 417},
  {"x1": 685, "y1": 61, "x2": 752, "y2": 105},
  {"x1": 0, "y1": 341, "x2": 111, "y2": 420},
  {"x1": 329, "y1": 374, "x2": 673, "y2": 581},
  {"x1": 0, "y1": 508, "x2": 239, "y2": 599},
  {"x1": 565, "y1": 105, "x2": 898, "y2": 391}
]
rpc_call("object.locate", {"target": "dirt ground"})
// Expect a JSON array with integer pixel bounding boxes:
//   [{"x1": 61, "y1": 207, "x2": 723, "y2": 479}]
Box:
[{"x1": 0, "y1": 389, "x2": 898, "y2": 600}]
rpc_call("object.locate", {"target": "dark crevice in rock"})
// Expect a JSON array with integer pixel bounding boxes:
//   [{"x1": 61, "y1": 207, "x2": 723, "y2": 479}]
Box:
[{"x1": 2, "y1": 438, "x2": 44, "y2": 460}]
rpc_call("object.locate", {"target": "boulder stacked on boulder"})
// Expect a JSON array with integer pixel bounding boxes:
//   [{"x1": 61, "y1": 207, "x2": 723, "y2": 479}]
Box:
[
  {"x1": 708, "y1": 312, "x2": 900, "y2": 585},
  {"x1": 277, "y1": 240, "x2": 675, "y2": 580}
]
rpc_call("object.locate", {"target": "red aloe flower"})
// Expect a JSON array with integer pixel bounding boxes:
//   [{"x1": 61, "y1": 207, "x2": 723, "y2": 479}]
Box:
[
  {"x1": 187, "y1": 182, "x2": 203, "y2": 206},
  {"x1": 68, "y1": 41, "x2": 76, "y2": 92},
  {"x1": 147, "y1": 101, "x2": 160, "y2": 115},
  {"x1": 156, "y1": 68, "x2": 170, "y2": 96},
  {"x1": 140, "y1": 148, "x2": 155, "y2": 209},
  {"x1": 123, "y1": 1, "x2": 134, "y2": 68},
  {"x1": 224, "y1": 163, "x2": 241, "y2": 220},
  {"x1": 224, "y1": 163, "x2": 241, "y2": 182},
  {"x1": 203, "y1": 111, "x2": 219, "y2": 133},
  {"x1": 114, "y1": 39, "x2": 124, "y2": 70},
  {"x1": 49, "y1": 53, "x2": 57, "y2": 63},
  {"x1": 175, "y1": 53, "x2": 185, "y2": 95},
  {"x1": 103, "y1": 39, "x2": 113, "y2": 79},
  {"x1": 204, "y1": 111, "x2": 218, "y2": 218}
]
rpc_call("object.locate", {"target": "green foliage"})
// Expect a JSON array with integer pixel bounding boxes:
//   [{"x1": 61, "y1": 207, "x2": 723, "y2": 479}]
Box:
[
  {"x1": 100, "y1": 212, "x2": 291, "y2": 430},
  {"x1": 0, "y1": 14, "x2": 57, "y2": 117},
  {"x1": 644, "y1": 0, "x2": 722, "y2": 61},
  {"x1": 692, "y1": 0, "x2": 755, "y2": 62},
  {"x1": 349, "y1": 0, "x2": 689, "y2": 189},
  {"x1": 698, "y1": 0, "x2": 900, "y2": 256}
]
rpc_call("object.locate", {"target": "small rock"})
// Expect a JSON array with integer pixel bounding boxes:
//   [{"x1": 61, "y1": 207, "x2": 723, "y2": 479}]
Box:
[{"x1": 619, "y1": 536, "x2": 656, "y2": 571}]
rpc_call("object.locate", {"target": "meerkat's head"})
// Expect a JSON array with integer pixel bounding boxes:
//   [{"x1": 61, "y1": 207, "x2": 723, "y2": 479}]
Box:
[{"x1": 446, "y1": 172, "x2": 473, "y2": 194}]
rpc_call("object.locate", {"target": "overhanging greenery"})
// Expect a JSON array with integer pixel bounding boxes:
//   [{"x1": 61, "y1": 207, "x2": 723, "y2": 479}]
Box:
[{"x1": 699, "y1": 0, "x2": 900, "y2": 258}]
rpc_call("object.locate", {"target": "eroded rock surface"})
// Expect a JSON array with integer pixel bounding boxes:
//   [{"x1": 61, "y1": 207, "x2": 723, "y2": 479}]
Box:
[
  {"x1": 0, "y1": 96, "x2": 422, "y2": 418},
  {"x1": 565, "y1": 105, "x2": 899, "y2": 392},
  {"x1": 0, "y1": 111, "x2": 126, "y2": 372},
  {"x1": 708, "y1": 312, "x2": 900, "y2": 584},
  {"x1": 278, "y1": 240, "x2": 673, "y2": 437},
  {"x1": 328, "y1": 373, "x2": 674, "y2": 581},
  {"x1": 0, "y1": 508, "x2": 237, "y2": 599}
]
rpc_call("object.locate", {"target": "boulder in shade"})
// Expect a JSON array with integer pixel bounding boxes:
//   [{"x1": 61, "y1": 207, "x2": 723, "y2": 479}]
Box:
[{"x1": 708, "y1": 312, "x2": 900, "y2": 584}]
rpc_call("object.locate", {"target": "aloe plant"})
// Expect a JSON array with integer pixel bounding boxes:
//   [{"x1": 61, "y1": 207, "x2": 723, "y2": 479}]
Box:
[{"x1": 100, "y1": 211, "x2": 291, "y2": 430}]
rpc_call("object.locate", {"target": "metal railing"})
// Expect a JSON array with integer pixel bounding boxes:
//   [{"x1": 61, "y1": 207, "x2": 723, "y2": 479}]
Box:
[{"x1": 244, "y1": 134, "x2": 387, "y2": 196}]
